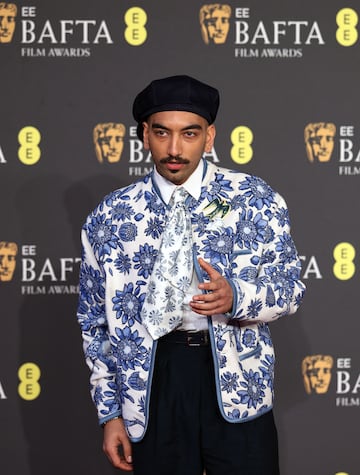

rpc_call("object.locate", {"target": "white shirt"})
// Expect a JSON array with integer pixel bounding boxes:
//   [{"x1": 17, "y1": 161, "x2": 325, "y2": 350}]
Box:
[{"x1": 153, "y1": 162, "x2": 208, "y2": 331}]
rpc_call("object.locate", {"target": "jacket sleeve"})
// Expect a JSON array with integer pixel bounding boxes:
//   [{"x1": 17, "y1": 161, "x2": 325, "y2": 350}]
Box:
[
  {"x1": 77, "y1": 224, "x2": 121, "y2": 425},
  {"x1": 228, "y1": 193, "x2": 305, "y2": 323}
]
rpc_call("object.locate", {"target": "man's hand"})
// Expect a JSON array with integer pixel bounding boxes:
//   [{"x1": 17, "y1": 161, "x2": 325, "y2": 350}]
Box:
[
  {"x1": 103, "y1": 417, "x2": 133, "y2": 471},
  {"x1": 190, "y1": 257, "x2": 233, "y2": 315}
]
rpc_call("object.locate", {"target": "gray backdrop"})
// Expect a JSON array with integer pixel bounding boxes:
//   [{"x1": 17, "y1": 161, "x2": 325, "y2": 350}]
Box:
[{"x1": 1, "y1": 1, "x2": 359, "y2": 474}]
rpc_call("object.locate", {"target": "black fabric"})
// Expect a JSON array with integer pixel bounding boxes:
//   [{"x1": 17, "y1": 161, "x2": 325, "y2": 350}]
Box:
[
  {"x1": 132, "y1": 75, "x2": 220, "y2": 139},
  {"x1": 159, "y1": 330, "x2": 210, "y2": 346},
  {"x1": 132, "y1": 338, "x2": 280, "y2": 475}
]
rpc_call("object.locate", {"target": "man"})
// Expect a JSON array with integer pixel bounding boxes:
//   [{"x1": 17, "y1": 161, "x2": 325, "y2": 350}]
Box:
[{"x1": 77, "y1": 75, "x2": 305, "y2": 474}]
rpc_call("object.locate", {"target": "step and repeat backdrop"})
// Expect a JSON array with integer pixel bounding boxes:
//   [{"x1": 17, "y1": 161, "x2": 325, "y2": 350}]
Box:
[{"x1": 1, "y1": 1, "x2": 359, "y2": 474}]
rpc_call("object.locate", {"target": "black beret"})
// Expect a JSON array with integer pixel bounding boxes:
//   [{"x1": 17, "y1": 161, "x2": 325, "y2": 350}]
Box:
[{"x1": 133, "y1": 75, "x2": 220, "y2": 140}]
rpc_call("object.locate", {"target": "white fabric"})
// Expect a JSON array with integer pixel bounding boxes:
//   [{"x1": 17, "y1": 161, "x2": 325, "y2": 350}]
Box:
[
  {"x1": 152, "y1": 160, "x2": 203, "y2": 203},
  {"x1": 152, "y1": 162, "x2": 208, "y2": 332},
  {"x1": 141, "y1": 186, "x2": 194, "y2": 339},
  {"x1": 180, "y1": 272, "x2": 209, "y2": 331}
]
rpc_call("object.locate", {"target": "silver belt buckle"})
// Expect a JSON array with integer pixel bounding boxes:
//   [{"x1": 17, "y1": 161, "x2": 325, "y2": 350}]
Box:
[{"x1": 186, "y1": 331, "x2": 208, "y2": 346}]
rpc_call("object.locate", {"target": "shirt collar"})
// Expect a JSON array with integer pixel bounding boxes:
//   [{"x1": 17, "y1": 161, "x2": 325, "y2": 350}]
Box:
[{"x1": 153, "y1": 160, "x2": 204, "y2": 205}]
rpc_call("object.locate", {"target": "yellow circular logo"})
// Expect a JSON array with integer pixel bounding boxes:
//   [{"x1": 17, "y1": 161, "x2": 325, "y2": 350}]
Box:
[
  {"x1": 333, "y1": 242, "x2": 356, "y2": 280},
  {"x1": 336, "y1": 8, "x2": 358, "y2": 46},
  {"x1": 18, "y1": 362, "x2": 41, "y2": 400},
  {"x1": 18, "y1": 126, "x2": 41, "y2": 165},
  {"x1": 231, "y1": 126, "x2": 253, "y2": 164},
  {"x1": 124, "y1": 7, "x2": 147, "y2": 46}
]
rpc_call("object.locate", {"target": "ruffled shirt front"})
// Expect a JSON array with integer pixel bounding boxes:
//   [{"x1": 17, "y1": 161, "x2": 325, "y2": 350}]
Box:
[{"x1": 152, "y1": 162, "x2": 208, "y2": 331}]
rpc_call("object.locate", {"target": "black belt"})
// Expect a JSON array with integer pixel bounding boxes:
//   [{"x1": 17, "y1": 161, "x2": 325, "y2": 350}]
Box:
[{"x1": 160, "y1": 330, "x2": 210, "y2": 347}]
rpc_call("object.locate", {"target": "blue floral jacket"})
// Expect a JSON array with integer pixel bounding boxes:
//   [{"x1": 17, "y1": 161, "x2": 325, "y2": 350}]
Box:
[{"x1": 77, "y1": 160, "x2": 305, "y2": 441}]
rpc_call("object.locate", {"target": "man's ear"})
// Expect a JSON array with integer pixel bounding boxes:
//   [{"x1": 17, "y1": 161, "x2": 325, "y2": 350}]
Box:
[
  {"x1": 142, "y1": 122, "x2": 150, "y2": 150},
  {"x1": 205, "y1": 124, "x2": 216, "y2": 153}
]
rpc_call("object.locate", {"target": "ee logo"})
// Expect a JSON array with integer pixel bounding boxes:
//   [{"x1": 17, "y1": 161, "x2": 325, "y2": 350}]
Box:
[
  {"x1": 333, "y1": 242, "x2": 355, "y2": 280},
  {"x1": 124, "y1": 7, "x2": 147, "y2": 46},
  {"x1": 18, "y1": 126, "x2": 41, "y2": 165},
  {"x1": 336, "y1": 8, "x2": 358, "y2": 46},
  {"x1": 230, "y1": 126, "x2": 253, "y2": 165},
  {"x1": 18, "y1": 362, "x2": 41, "y2": 400}
]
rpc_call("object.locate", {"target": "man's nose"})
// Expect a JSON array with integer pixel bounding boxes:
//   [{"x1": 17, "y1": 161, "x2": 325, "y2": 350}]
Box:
[{"x1": 167, "y1": 135, "x2": 182, "y2": 157}]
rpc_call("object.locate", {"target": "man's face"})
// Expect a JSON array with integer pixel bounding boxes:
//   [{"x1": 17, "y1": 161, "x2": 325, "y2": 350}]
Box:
[
  {"x1": 143, "y1": 110, "x2": 215, "y2": 185},
  {"x1": 0, "y1": 247, "x2": 17, "y2": 281},
  {"x1": 205, "y1": 9, "x2": 230, "y2": 44},
  {"x1": 309, "y1": 127, "x2": 335, "y2": 162},
  {"x1": 308, "y1": 360, "x2": 332, "y2": 394},
  {"x1": 0, "y1": 6, "x2": 16, "y2": 43},
  {"x1": 98, "y1": 128, "x2": 124, "y2": 163}
]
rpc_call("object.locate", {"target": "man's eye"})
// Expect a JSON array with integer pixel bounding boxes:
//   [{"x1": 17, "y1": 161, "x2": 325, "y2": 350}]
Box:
[{"x1": 155, "y1": 130, "x2": 167, "y2": 136}]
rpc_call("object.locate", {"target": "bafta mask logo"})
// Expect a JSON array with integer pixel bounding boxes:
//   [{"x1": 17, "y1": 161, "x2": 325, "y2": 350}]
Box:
[
  {"x1": 0, "y1": 2, "x2": 17, "y2": 44},
  {"x1": 93, "y1": 123, "x2": 126, "y2": 163},
  {"x1": 302, "y1": 355, "x2": 334, "y2": 395},
  {"x1": 0, "y1": 241, "x2": 18, "y2": 281},
  {"x1": 304, "y1": 122, "x2": 336, "y2": 163},
  {"x1": 200, "y1": 4, "x2": 231, "y2": 45}
]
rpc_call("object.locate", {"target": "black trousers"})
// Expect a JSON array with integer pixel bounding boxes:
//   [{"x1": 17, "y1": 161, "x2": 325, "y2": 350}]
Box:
[{"x1": 132, "y1": 335, "x2": 280, "y2": 475}]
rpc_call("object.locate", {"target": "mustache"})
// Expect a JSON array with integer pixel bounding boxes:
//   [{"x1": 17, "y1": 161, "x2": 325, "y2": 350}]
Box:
[{"x1": 160, "y1": 156, "x2": 190, "y2": 165}]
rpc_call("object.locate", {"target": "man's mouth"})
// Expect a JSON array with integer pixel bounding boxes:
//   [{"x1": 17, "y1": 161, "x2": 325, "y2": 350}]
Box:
[
  {"x1": 160, "y1": 157, "x2": 189, "y2": 165},
  {"x1": 160, "y1": 158, "x2": 189, "y2": 173}
]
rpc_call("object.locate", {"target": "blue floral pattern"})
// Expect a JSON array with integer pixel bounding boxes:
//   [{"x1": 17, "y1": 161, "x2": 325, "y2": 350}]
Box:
[
  {"x1": 112, "y1": 282, "x2": 145, "y2": 326},
  {"x1": 232, "y1": 369, "x2": 266, "y2": 409},
  {"x1": 77, "y1": 161, "x2": 305, "y2": 440}
]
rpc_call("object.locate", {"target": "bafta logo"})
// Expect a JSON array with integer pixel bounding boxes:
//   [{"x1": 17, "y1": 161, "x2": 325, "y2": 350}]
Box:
[
  {"x1": 0, "y1": 241, "x2": 18, "y2": 281},
  {"x1": 304, "y1": 123, "x2": 336, "y2": 162},
  {"x1": 200, "y1": 4, "x2": 231, "y2": 45},
  {"x1": 0, "y1": 2, "x2": 17, "y2": 43},
  {"x1": 302, "y1": 355, "x2": 334, "y2": 395},
  {"x1": 93, "y1": 123, "x2": 126, "y2": 163}
]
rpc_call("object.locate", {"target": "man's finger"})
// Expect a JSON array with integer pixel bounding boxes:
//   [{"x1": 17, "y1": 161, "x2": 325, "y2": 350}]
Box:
[{"x1": 198, "y1": 257, "x2": 220, "y2": 280}]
